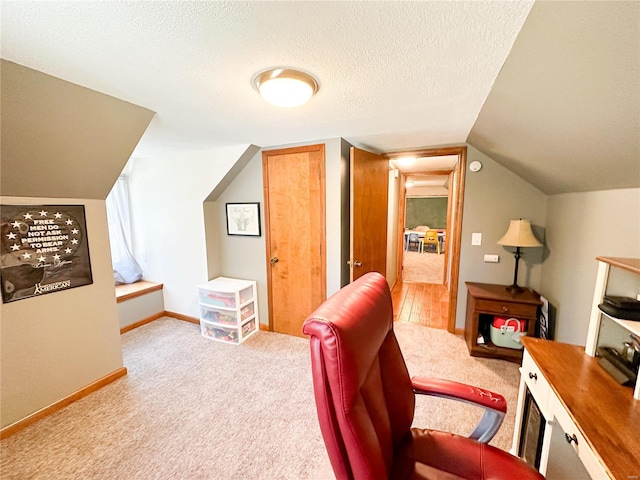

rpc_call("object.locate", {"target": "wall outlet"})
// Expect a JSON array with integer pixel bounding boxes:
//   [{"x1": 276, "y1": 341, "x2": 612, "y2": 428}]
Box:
[
  {"x1": 472, "y1": 233, "x2": 482, "y2": 246},
  {"x1": 484, "y1": 254, "x2": 499, "y2": 263},
  {"x1": 637, "y1": 293, "x2": 640, "y2": 301}
]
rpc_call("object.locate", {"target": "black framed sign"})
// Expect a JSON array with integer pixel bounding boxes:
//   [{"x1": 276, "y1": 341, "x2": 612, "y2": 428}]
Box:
[
  {"x1": 1, "y1": 204, "x2": 93, "y2": 303},
  {"x1": 226, "y1": 203, "x2": 261, "y2": 236}
]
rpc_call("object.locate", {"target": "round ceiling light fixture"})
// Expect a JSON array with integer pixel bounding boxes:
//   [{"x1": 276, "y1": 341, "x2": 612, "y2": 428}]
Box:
[{"x1": 253, "y1": 68, "x2": 319, "y2": 108}]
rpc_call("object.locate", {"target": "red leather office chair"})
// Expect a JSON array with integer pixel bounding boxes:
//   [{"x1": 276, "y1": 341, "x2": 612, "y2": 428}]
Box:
[{"x1": 302, "y1": 272, "x2": 544, "y2": 480}]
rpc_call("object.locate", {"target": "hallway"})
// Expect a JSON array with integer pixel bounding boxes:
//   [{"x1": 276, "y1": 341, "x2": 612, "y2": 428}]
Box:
[{"x1": 391, "y1": 280, "x2": 448, "y2": 329}]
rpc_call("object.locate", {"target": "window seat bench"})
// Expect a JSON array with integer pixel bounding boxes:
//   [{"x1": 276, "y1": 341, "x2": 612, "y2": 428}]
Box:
[{"x1": 115, "y1": 281, "x2": 165, "y2": 333}]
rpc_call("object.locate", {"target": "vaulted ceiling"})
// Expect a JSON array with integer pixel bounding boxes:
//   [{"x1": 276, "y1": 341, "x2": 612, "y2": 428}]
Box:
[{"x1": 1, "y1": 1, "x2": 637, "y2": 195}]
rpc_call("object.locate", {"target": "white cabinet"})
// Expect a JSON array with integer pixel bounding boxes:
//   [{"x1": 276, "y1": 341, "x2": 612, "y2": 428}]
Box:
[
  {"x1": 512, "y1": 257, "x2": 640, "y2": 480},
  {"x1": 584, "y1": 257, "x2": 640, "y2": 399},
  {"x1": 197, "y1": 277, "x2": 258, "y2": 344}
]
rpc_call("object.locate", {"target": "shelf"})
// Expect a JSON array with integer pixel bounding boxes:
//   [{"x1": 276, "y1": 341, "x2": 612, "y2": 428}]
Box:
[
  {"x1": 600, "y1": 311, "x2": 640, "y2": 338},
  {"x1": 595, "y1": 256, "x2": 640, "y2": 275},
  {"x1": 587, "y1": 257, "x2": 640, "y2": 401},
  {"x1": 469, "y1": 343, "x2": 524, "y2": 362}
]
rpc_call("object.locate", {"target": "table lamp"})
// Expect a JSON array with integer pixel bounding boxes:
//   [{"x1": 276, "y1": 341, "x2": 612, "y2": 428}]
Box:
[{"x1": 498, "y1": 219, "x2": 542, "y2": 293}]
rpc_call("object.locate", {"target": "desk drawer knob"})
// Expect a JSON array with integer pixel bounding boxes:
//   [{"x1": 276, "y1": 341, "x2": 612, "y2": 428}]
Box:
[
  {"x1": 502, "y1": 305, "x2": 509, "y2": 312},
  {"x1": 565, "y1": 433, "x2": 578, "y2": 445},
  {"x1": 528, "y1": 372, "x2": 537, "y2": 381}
]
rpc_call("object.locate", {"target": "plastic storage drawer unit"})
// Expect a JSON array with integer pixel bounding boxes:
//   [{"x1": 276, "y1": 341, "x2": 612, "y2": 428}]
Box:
[{"x1": 197, "y1": 277, "x2": 258, "y2": 345}]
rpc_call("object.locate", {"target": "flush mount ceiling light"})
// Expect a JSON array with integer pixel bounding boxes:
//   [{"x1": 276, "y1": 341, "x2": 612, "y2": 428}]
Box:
[
  {"x1": 253, "y1": 68, "x2": 319, "y2": 108},
  {"x1": 395, "y1": 156, "x2": 417, "y2": 167}
]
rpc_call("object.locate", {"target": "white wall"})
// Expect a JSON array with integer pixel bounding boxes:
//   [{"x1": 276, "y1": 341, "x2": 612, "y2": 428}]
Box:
[
  {"x1": 128, "y1": 145, "x2": 252, "y2": 318},
  {"x1": 540, "y1": 188, "x2": 640, "y2": 345},
  {"x1": 1, "y1": 197, "x2": 122, "y2": 428},
  {"x1": 456, "y1": 145, "x2": 548, "y2": 329}
]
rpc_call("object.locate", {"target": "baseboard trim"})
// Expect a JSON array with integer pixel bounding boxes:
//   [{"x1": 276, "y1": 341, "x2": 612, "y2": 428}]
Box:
[
  {"x1": 120, "y1": 312, "x2": 166, "y2": 334},
  {"x1": 164, "y1": 311, "x2": 199, "y2": 324},
  {"x1": 0, "y1": 367, "x2": 127, "y2": 440},
  {"x1": 454, "y1": 328, "x2": 464, "y2": 336},
  {"x1": 127, "y1": 311, "x2": 269, "y2": 333}
]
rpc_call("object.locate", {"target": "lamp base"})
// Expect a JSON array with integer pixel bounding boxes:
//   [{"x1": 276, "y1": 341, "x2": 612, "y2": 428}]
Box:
[{"x1": 505, "y1": 284, "x2": 524, "y2": 294}]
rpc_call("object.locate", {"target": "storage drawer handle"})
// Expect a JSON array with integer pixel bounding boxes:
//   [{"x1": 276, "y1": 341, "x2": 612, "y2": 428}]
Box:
[
  {"x1": 528, "y1": 372, "x2": 537, "y2": 381},
  {"x1": 501, "y1": 305, "x2": 509, "y2": 312},
  {"x1": 565, "y1": 433, "x2": 578, "y2": 445}
]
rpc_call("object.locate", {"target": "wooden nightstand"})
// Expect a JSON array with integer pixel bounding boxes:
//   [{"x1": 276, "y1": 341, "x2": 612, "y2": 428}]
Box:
[{"x1": 464, "y1": 282, "x2": 541, "y2": 363}]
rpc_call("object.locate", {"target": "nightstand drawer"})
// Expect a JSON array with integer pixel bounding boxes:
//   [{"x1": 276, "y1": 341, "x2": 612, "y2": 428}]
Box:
[{"x1": 474, "y1": 299, "x2": 536, "y2": 318}]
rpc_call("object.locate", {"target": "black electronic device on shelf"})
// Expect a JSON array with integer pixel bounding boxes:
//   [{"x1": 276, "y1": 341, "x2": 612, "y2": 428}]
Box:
[{"x1": 598, "y1": 295, "x2": 640, "y2": 321}]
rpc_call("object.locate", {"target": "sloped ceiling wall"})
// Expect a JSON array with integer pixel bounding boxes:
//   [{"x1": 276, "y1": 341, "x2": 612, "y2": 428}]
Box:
[
  {"x1": 1, "y1": 60, "x2": 154, "y2": 199},
  {"x1": 468, "y1": 1, "x2": 640, "y2": 194}
]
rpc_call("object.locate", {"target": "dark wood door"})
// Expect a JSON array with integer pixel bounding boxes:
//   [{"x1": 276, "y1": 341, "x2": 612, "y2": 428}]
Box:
[{"x1": 349, "y1": 147, "x2": 389, "y2": 282}]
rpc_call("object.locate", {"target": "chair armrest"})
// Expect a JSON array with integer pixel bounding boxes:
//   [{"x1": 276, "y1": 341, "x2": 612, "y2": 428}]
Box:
[{"x1": 411, "y1": 376, "x2": 506, "y2": 443}]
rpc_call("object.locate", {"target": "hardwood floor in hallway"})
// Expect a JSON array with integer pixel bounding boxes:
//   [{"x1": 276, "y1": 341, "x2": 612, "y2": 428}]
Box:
[{"x1": 391, "y1": 280, "x2": 449, "y2": 329}]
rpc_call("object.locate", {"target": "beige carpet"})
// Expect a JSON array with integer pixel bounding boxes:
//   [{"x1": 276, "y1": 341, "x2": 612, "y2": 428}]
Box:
[
  {"x1": 1, "y1": 317, "x2": 520, "y2": 479},
  {"x1": 403, "y1": 250, "x2": 444, "y2": 284}
]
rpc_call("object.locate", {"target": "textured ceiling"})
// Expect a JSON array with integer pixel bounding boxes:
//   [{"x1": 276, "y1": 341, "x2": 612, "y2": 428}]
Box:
[
  {"x1": 0, "y1": 1, "x2": 532, "y2": 158},
  {"x1": 2, "y1": 1, "x2": 637, "y2": 195}
]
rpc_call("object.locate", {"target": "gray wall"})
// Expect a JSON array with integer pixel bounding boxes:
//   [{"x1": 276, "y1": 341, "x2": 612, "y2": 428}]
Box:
[
  {"x1": 1, "y1": 64, "x2": 152, "y2": 429},
  {"x1": 386, "y1": 169, "x2": 401, "y2": 287},
  {"x1": 211, "y1": 150, "x2": 268, "y2": 326},
  {"x1": 540, "y1": 188, "x2": 640, "y2": 345},
  {"x1": 456, "y1": 145, "x2": 548, "y2": 329},
  {"x1": 1, "y1": 197, "x2": 123, "y2": 428}
]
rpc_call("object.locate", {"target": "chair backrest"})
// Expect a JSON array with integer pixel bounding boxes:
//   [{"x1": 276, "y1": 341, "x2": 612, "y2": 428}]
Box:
[
  {"x1": 302, "y1": 272, "x2": 415, "y2": 480},
  {"x1": 408, "y1": 233, "x2": 419, "y2": 241},
  {"x1": 424, "y1": 230, "x2": 438, "y2": 242},
  {"x1": 414, "y1": 225, "x2": 429, "y2": 232}
]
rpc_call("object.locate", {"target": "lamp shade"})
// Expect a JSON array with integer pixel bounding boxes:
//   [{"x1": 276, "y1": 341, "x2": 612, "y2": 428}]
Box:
[{"x1": 497, "y1": 219, "x2": 542, "y2": 248}]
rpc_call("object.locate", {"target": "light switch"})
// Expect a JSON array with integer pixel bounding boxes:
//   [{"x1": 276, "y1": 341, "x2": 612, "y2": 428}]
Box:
[{"x1": 472, "y1": 233, "x2": 482, "y2": 246}]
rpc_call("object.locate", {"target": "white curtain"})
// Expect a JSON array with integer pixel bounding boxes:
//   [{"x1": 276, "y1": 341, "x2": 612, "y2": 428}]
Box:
[{"x1": 106, "y1": 175, "x2": 143, "y2": 284}]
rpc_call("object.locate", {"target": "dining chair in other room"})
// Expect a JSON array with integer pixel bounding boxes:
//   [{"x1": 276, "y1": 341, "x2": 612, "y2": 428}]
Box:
[
  {"x1": 407, "y1": 233, "x2": 421, "y2": 252},
  {"x1": 421, "y1": 229, "x2": 440, "y2": 254},
  {"x1": 302, "y1": 272, "x2": 544, "y2": 480}
]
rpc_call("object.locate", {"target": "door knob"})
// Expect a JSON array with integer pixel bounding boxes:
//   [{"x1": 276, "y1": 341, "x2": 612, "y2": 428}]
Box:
[
  {"x1": 353, "y1": 261, "x2": 362, "y2": 267},
  {"x1": 270, "y1": 257, "x2": 279, "y2": 266}
]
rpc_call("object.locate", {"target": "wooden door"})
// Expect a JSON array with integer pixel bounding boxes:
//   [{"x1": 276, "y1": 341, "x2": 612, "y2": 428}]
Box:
[
  {"x1": 350, "y1": 147, "x2": 389, "y2": 282},
  {"x1": 262, "y1": 145, "x2": 326, "y2": 337}
]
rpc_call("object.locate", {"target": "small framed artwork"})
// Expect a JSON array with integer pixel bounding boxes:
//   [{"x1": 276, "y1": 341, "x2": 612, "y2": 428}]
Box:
[{"x1": 226, "y1": 203, "x2": 261, "y2": 236}]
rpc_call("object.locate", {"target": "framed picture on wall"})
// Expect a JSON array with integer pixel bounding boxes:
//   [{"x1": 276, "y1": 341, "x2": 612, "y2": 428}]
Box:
[
  {"x1": 226, "y1": 203, "x2": 261, "y2": 236},
  {"x1": 0, "y1": 204, "x2": 93, "y2": 303}
]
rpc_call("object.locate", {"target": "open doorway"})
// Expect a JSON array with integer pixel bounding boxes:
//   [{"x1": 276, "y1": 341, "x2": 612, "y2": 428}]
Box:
[
  {"x1": 387, "y1": 147, "x2": 467, "y2": 334},
  {"x1": 402, "y1": 195, "x2": 448, "y2": 284}
]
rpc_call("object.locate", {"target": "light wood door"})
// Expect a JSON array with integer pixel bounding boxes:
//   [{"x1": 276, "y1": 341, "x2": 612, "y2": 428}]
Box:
[
  {"x1": 262, "y1": 145, "x2": 326, "y2": 337},
  {"x1": 350, "y1": 147, "x2": 388, "y2": 282}
]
